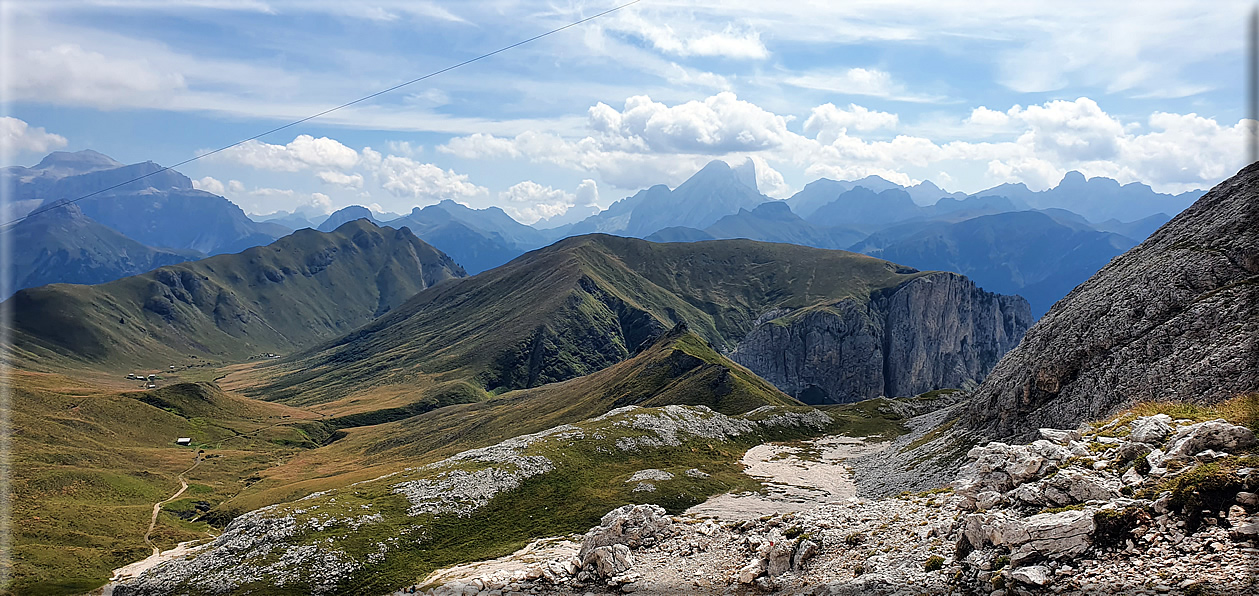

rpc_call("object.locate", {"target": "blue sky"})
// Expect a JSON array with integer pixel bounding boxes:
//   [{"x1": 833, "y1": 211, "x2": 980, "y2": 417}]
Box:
[{"x1": 2, "y1": 0, "x2": 1254, "y2": 223}]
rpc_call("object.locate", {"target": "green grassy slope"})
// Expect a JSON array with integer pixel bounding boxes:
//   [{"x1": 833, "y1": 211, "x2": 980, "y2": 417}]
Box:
[
  {"x1": 248, "y1": 234, "x2": 929, "y2": 411},
  {"x1": 6, "y1": 373, "x2": 321, "y2": 595},
  {"x1": 6, "y1": 219, "x2": 465, "y2": 370},
  {"x1": 222, "y1": 325, "x2": 801, "y2": 512}
]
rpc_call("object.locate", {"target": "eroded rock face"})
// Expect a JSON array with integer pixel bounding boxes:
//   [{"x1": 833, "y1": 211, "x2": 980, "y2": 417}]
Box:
[
  {"x1": 732, "y1": 272, "x2": 1031, "y2": 403},
  {"x1": 965, "y1": 163, "x2": 1259, "y2": 440}
]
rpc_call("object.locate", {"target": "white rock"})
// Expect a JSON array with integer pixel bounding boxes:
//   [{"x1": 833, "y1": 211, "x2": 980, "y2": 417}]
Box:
[
  {"x1": 1129, "y1": 415, "x2": 1173, "y2": 445},
  {"x1": 1010, "y1": 565, "x2": 1051, "y2": 586},
  {"x1": 1164, "y1": 420, "x2": 1257, "y2": 459}
]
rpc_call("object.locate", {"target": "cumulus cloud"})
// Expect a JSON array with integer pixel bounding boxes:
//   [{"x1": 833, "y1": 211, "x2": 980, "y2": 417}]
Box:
[
  {"x1": 588, "y1": 92, "x2": 792, "y2": 154},
  {"x1": 316, "y1": 170, "x2": 365, "y2": 188},
  {"x1": 803, "y1": 103, "x2": 899, "y2": 144},
  {"x1": 499, "y1": 181, "x2": 576, "y2": 224},
  {"x1": 373, "y1": 155, "x2": 487, "y2": 202},
  {"x1": 574, "y1": 179, "x2": 600, "y2": 208},
  {"x1": 306, "y1": 192, "x2": 334, "y2": 215},
  {"x1": 214, "y1": 134, "x2": 359, "y2": 172},
  {"x1": 1, "y1": 117, "x2": 68, "y2": 154},
  {"x1": 192, "y1": 176, "x2": 226, "y2": 195}
]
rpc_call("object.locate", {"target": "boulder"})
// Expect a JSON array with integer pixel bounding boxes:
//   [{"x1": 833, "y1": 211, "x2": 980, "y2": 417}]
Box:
[
  {"x1": 1038, "y1": 469, "x2": 1121, "y2": 507},
  {"x1": 1039, "y1": 428, "x2": 1081, "y2": 445},
  {"x1": 793, "y1": 539, "x2": 820, "y2": 569},
  {"x1": 579, "y1": 504, "x2": 673, "y2": 558},
  {"x1": 1011, "y1": 565, "x2": 1051, "y2": 586},
  {"x1": 1129, "y1": 415, "x2": 1172, "y2": 445},
  {"x1": 958, "y1": 509, "x2": 1093, "y2": 563},
  {"x1": 767, "y1": 542, "x2": 794, "y2": 577},
  {"x1": 1164, "y1": 421, "x2": 1257, "y2": 460},
  {"x1": 581, "y1": 544, "x2": 633, "y2": 579},
  {"x1": 738, "y1": 557, "x2": 766, "y2": 584}
]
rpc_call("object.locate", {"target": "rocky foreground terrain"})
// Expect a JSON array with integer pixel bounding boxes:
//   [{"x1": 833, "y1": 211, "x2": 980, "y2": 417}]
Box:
[
  {"x1": 410, "y1": 412, "x2": 1258, "y2": 596},
  {"x1": 965, "y1": 161, "x2": 1259, "y2": 440}
]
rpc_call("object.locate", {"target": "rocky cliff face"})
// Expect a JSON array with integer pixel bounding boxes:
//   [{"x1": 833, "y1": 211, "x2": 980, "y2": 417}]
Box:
[
  {"x1": 964, "y1": 163, "x2": 1259, "y2": 440},
  {"x1": 731, "y1": 272, "x2": 1031, "y2": 403}
]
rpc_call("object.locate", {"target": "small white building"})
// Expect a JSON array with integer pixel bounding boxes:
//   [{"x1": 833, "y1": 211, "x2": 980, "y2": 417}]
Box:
[{"x1": 175, "y1": 438, "x2": 192, "y2": 446}]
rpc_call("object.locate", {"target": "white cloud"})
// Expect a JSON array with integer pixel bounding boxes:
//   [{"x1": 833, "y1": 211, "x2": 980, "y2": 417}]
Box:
[
  {"x1": 306, "y1": 192, "x2": 334, "y2": 215},
  {"x1": 803, "y1": 103, "x2": 899, "y2": 144},
  {"x1": 316, "y1": 170, "x2": 365, "y2": 188},
  {"x1": 228, "y1": 179, "x2": 246, "y2": 194},
  {"x1": 574, "y1": 179, "x2": 599, "y2": 207},
  {"x1": 372, "y1": 155, "x2": 487, "y2": 202},
  {"x1": 10, "y1": 43, "x2": 187, "y2": 109},
  {"x1": 214, "y1": 134, "x2": 359, "y2": 172},
  {"x1": 588, "y1": 92, "x2": 792, "y2": 154},
  {"x1": 498, "y1": 181, "x2": 576, "y2": 224},
  {"x1": 784, "y1": 68, "x2": 945, "y2": 103},
  {"x1": 607, "y1": 15, "x2": 769, "y2": 59},
  {"x1": 385, "y1": 140, "x2": 422, "y2": 156},
  {"x1": 966, "y1": 106, "x2": 1011, "y2": 128},
  {"x1": 452, "y1": 91, "x2": 1249, "y2": 194},
  {"x1": 192, "y1": 176, "x2": 226, "y2": 194},
  {"x1": 0, "y1": 117, "x2": 68, "y2": 154}
]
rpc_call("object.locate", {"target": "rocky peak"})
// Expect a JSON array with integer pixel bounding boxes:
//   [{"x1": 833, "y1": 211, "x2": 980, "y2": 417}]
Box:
[{"x1": 964, "y1": 163, "x2": 1259, "y2": 440}]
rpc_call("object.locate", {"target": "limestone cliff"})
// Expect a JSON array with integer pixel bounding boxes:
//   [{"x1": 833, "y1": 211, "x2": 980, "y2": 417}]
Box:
[
  {"x1": 730, "y1": 272, "x2": 1031, "y2": 403},
  {"x1": 964, "y1": 163, "x2": 1259, "y2": 440}
]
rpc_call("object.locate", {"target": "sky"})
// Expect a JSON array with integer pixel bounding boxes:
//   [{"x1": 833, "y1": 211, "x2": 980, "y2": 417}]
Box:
[{"x1": 1, "y1": 0, "x2": 1255, "y2": 224}]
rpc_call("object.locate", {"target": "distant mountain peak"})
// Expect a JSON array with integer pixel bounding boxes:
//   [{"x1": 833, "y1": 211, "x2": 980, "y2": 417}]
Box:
[
  {"x1": 750, "y1": 200, "x2": 793, "y2": 218},
  {"x1": 30, "y1": 150, "x2": 124, "y2": 178},
  {"x1": 1060, "y1": 170, "x2": 1087, "y2": 186},
  {"x1": 733, "y1": 159, "x2": 758, "y2": 191}
]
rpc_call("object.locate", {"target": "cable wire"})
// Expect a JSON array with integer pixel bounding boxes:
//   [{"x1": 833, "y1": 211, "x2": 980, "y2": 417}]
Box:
[{"x1": 4, "y1": 0, "x2": 643, "y2": 227}]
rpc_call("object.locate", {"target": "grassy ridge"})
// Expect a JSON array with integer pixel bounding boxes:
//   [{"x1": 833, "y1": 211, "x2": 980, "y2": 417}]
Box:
[
  {"x1": 6, "y1": 219, "x2": 464, "y2": 370},
  {"x1": 246, "y1": 235, "x2": 930, "y2": 414},
  {"x1": 217, "y1": 326, "x2": 800, "y2": 517}
]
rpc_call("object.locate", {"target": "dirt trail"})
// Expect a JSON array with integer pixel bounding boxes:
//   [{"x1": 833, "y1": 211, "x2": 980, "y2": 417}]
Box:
[
  {"x1": 143, "y1": 454, "x2": 202, "y2": 555},
  {"x1": 94, "y1": 453, "x2": 207, "y2": 595}
]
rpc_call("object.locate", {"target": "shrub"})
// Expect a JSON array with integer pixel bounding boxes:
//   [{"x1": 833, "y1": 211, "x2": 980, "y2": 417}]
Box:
[
  {"x1": 844, "y1": 532, "x2": 864, "y2": 546},
  {"x1": 1093, "y1": 506, "x2": 1151, "y2": 549},
  {"x1": 924, "y1": 555, "x2": 946, "y2": 572}
]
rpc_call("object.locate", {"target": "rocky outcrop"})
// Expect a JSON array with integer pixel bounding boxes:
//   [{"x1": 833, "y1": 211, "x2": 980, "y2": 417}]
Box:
[
  {"x1": 947, "y1": 415, "x2": 1259, "y2": 594},
  {"x1": 965, "y1": 164, "x2": 1259, "y2": 440},
  {"x1": 732, "y1": 272, "x2": 1031, "y2": 403}
]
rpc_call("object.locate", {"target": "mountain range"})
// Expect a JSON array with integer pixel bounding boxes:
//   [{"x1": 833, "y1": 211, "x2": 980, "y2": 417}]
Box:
[{"x1": 3, "y1": 150, "x2": 1201, "y2": 322}]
